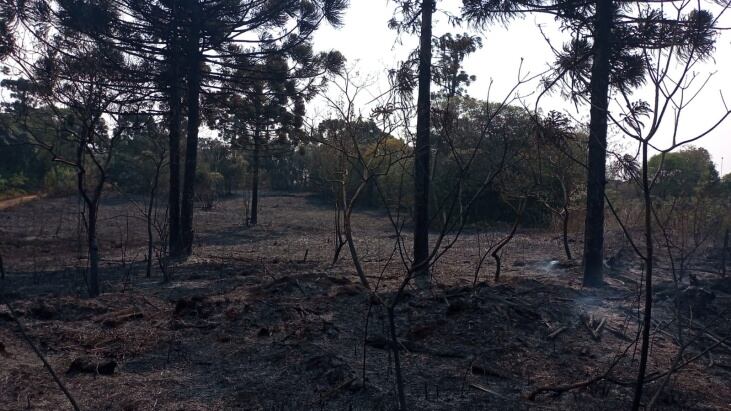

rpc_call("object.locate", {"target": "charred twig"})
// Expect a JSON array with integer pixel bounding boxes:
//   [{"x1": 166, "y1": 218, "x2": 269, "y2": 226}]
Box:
[
  {"x1": 317, "y1": 377, "x2": 356, "y2": 403},
  {"x1": 528, "y1": 337, "x2": 638, "y2": 401},
  {"x1": 3, "y1": 303, "x2": 80, "y2": 411},
  {"x1": 527, "y1": 372, "x2": 608, "y2": 401},
  {"x1": 548, "y1": 326, "x2": 568, "y2": 339},
  {"x1": 469, "y1": 382, "x2": 508, "y2": 399},
  {"x1": 0, "y1": 250, "x2": 5, "y2": 280},
  {"x1": 582, "y1": 313, "x2": 606, "y2": 341}
]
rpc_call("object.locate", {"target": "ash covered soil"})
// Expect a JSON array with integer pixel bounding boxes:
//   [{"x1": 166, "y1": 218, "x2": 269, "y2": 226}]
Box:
[{"x1": 0, "y1": 193, "x2": 730, "y2": 410}]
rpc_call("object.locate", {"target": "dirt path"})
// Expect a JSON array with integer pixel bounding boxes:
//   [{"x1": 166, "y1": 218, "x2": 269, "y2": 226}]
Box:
[{"x1": 0, "y1": 194, "x2": 40, "y2": 210}]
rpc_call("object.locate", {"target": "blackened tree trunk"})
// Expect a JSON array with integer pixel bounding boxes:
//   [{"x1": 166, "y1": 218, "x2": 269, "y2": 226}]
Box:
[
  {"x1": 582, "y1": 0, "x2": 613, "y2": 287},
  {"x1": 722, "y1": 227, "x2": 728, "y2": 277},
  {"x1": 167, "y1": 77, "x2": 183, "y2": 257},
  {"x1": 75, "y1": 125, "x2": 103, "y2": 298},
  {"x1": 250, "y1": 127, "x2": 261, "y2": 226},
  {"x1": 1, "y1": 250, "x2": 5, "y2": 280},
  {"x1": 632, "y1": 140, "x2": 654, "y2": 411},
  {"x1": 146, "y1": 158, "x2": 163, "y2": 278},
  {"x1": 493, "y1": 201, "x2": 525, "y2": 282},
  {"x1": 412, "y1": 0, "x2": 433, "y2": 288},
  {"x1": 167, "y1": 2, "x2": 183, "y2": 257},
  {"x1": 563, "y1": 207, "x2": 572, "y2": 261},
  {"x1": 560, "y1": 179, "x2": 572, "y2": 260},
  {"x1": 87, "y1": 203, "x2": 100, "y2": 297},
  {"x1": 146, "y1": 196, "x2": 155, "y2": 277},
  {"x1": 180, "y1": 4, "x2": 201, "y2": 256}
]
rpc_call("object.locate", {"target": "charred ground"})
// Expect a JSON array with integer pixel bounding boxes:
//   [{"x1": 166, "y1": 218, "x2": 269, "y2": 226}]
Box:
[{"x1": 0, "y1": 193, "x2": 729, "y2": 410}]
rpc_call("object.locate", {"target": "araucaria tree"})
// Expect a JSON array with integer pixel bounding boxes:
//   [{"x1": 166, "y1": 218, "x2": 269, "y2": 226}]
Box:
[
  {"x1": 167, "y1": 0, "x2": 347, "y2": 254},
  {"x1": 463, "y1": 0, "x2": 724, "y2": 286},
  {"x1": 390, "y1": 0, "x2": 436, "y2": 287},
  {"x1": 33, "y1": 0, "x2": 348, "y2": 255},
  {"x1": 209, "y1": 50, "x2": 343, "y2": 226}
]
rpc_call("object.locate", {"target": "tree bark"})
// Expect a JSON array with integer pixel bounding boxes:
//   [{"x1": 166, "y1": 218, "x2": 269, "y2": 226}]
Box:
[
  {"x1": 582, "y1": 0, "x2": 613, "y2": 287},
  {"x1": 250, "y1": 127, "x2": 261, "y2": 226},
  {"x1": 87, "y1": 203, "x2": 100, "y2": 297},
  {"x1": 561, "y1": 179, "x2": 573, "y2": 260},
  {"x1": 180, "y1": 4, "x2": 201, "y2": 256},
  {"x1": 563, "y1": 207, "x2": 572, "y2": 261},
  {"x1": 146, "y1": 160, "x2": 162, "y2": 278},
  {"x1": 722, "y1": 227, "x2": 728, "y2": 277},
  {"x1": 412, "y1": 0, "x2": 433, "y2": 289},
  {"x1": 167, "y1": 2, "x2": 183, "y2": 258},
  {"x1": 341, "y1": 177, "x2": 371, "y2": 289},
  {"x1": 76, "y1": 124, "x2": 102, "y2": 298},
  {"x1": 632, "y1": 141, "x2": 654, "y2": 411},
  {"x1": 388, "y1": 305, "x2": 406, "y2": 410},
  {"x1": 493, "y1": 202, "x2": 524, "y2": 282},
  {"x1": 167, "y1": 75, "x2": 183, "y2": 257}
]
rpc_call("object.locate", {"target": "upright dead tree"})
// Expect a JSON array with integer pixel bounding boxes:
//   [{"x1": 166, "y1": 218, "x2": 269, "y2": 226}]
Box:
[
  {"x1": 313, "y1": 71, "x2": 410, "y2": 289},
  {"x1": 113, "y1": 114, "x2": 169, "y2": 279},
  {"x1": 534, "y1": 111, "x2": 587, "y2": 260},
  {"x1": 599, "y1": 5, "x2": 728, "y2": 407},
  {"x1": 5, "y1": 33, "x2": 143, "y2": 296},
  {"x1": 723, "y1": 227, "x2": 729, "y2": 277},
  {"x1": 321, "y1": 63, "x2": 532, "y2": 409},
  {"x1": 431, "y1": 33, "x2": 482, "y2": 227}
]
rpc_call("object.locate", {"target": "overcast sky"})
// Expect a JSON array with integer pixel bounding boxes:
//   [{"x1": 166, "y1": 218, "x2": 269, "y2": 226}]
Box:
[{"x1": 313, "y1": 0, "x2": 731, "y2": 175}]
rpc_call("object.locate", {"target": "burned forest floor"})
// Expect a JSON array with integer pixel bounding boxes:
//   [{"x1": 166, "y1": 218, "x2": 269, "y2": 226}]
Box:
[{"x1": 1, "y1": 193, "x2": 730, "y2": 410}]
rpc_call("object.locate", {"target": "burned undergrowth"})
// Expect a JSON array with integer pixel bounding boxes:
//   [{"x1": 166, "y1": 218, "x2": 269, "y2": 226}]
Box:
[{"x1": 1, "y1": 194, "x2": 730, "y2": 410}]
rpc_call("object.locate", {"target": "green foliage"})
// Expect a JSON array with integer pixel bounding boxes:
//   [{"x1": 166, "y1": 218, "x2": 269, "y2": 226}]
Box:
[
  {"x1": 266, "y1": 148, "x2": 308, "y2": 191},
  {"x1": 195, "y1": 166, "x2": 225, "y2": 209},
  {"x1": 430, "y1": 97, "x2": 573, "y2": 227},
  {"x1": 300, "y1": 99, "x2": 585, "y2": 228},
  {"x1": 648, "y1": 147, "x2": 720, "y2": 198},
  {"x1": 305, "y1": 118, "x2": 411, "y2": 208},
  {"x1": 0, "y1": 173, "x2": 28, "y2": 197},
  {"x1": 198, "y1": 138, "x2": 247, "y2": 195},
  {"x1": 722, "y1": 173, "x2": 731, "y2": 195},
  {"x1": 43, "y1": 164, "x2": 77, "y2": 196},
  {"x1": 0, "y1": 103, "x2": 67, "y2": 195},
  {"x1": 108, "y1": 115, "x2": 168, "y2": 195}
]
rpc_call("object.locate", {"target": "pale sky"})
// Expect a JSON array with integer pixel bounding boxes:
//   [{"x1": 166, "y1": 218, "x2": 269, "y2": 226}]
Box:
[{"x1": 313, "y1": 0, "x2": 731, "y2": 175}]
